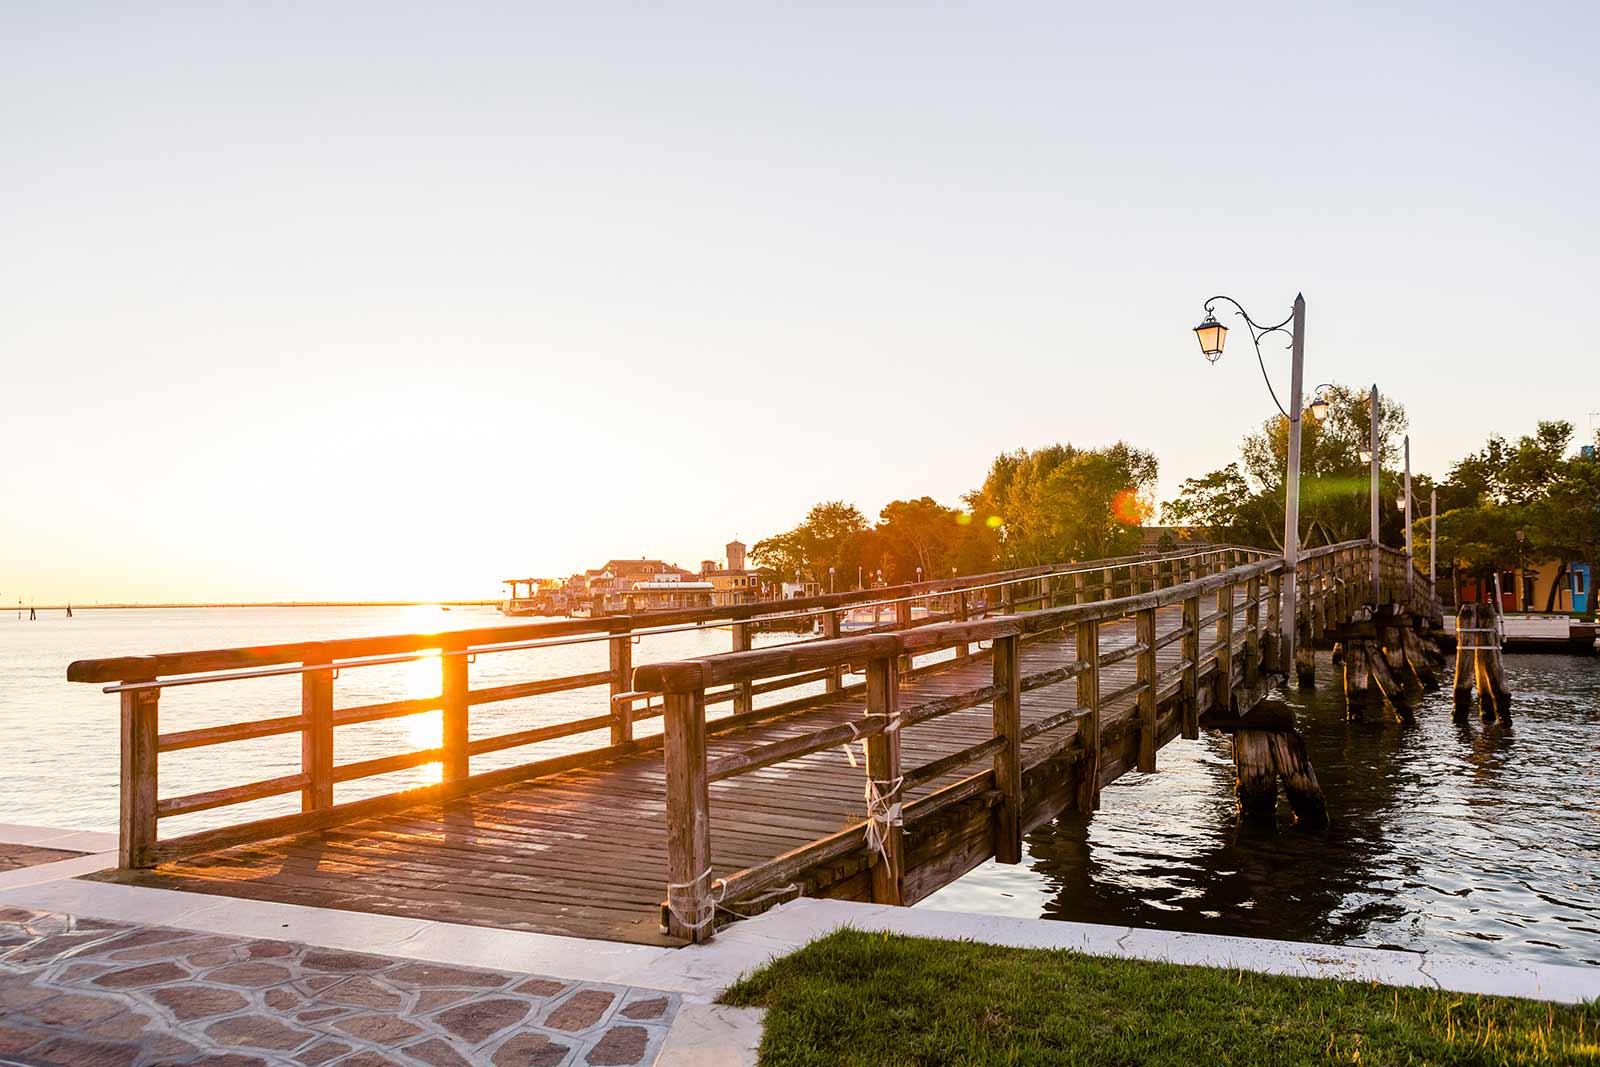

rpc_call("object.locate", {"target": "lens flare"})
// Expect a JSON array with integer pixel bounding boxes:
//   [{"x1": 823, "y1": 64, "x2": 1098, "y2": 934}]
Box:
[{"x1": 1112, "y1": 488, "x2": 1150, "y2": 526}]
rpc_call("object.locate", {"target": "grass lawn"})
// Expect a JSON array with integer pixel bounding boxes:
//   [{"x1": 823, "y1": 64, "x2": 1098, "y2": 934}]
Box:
[{"x1": 721, "y1": 929, "x2": 1599, "y2": 1066}]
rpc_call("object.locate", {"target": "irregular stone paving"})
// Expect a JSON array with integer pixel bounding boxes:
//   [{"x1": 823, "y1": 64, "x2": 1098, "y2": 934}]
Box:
[
  {"x1": 0, "y1": 907, "x2": 678, "y2": 1066},
  {"x1": 0, "y1": 845, "x2": 84, "y2": 874}
]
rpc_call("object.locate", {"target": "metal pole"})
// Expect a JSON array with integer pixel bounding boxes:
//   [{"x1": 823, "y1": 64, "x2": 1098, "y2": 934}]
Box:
[
  {"x1": 1282, "y1": 294, "x2": 1306, "y2": 679},
  {"x1": 1369, "y1": 383, "x2": 1381, "y2": 604},
  {"x1": 1429, "y1": 488, "x2": 1437, "y2": 603},
  {"x1": 1403, "y1": 435, "x2": 1414, "y2": 602}
]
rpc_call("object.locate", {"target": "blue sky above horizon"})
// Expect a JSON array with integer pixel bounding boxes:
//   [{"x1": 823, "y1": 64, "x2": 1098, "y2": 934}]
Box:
[{"x1": 3, "y1": 3, "x2": 1596, "y2": 601}]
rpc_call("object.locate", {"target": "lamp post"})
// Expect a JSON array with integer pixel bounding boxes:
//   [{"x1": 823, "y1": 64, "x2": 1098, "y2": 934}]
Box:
[
  {"x1": 829, "y1": 566, "x2": 835, "y2": 595},
  {"x1": 1429, "y1": 488, "x2": 1437, "y2": 604},
  {"x1": 1404, "y1": 435, "x2": 1413, "y2": 602},
  {"x1": 1192, "y1": 293, "x2": 1307, "y2": 681},
  {"x1": 1365, "y1": 384, "x2": 1380, "y2": 603}
]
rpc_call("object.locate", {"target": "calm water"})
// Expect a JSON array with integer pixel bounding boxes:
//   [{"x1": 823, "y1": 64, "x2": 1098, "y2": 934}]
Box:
[
  {"x1": 4, "y1": 609, "x2": 1597, "y2": 967},
  {"x1": 927, "y1": 653, "x2": 1600, "y2": 967}
]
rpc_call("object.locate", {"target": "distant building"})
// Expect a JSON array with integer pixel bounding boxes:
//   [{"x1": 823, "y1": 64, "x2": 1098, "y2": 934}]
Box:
[{"x1": 701, "y1": 540, "x2": 763, "y2": 608}]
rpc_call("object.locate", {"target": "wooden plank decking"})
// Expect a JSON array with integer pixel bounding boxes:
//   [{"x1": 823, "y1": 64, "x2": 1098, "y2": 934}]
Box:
[{"x1": 99, "y1": 598, "x2": 1236, "y2": 946}]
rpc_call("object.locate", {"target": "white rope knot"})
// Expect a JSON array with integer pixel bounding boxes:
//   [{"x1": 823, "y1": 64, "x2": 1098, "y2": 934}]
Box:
[
  {"x1": 664, "y1": 868, "x2": 726, "y2": 932},
  {"x1": 863, "y1": 775, "x2": 904, "y2": 861}
]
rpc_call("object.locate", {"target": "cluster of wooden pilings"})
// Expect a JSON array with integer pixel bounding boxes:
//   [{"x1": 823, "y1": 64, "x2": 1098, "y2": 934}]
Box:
[
  {"x1": 1451, "y1": 602, "x2": 1512, "y2": 724},
  {"x1": 1330, "y1": 607, "x2": 1445, "y2": 724}
]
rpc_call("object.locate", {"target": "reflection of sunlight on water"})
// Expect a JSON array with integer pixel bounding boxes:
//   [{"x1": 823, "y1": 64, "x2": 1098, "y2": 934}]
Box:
[{"x1": 403, "y1": 651, "x2": 443, "y2": 783}]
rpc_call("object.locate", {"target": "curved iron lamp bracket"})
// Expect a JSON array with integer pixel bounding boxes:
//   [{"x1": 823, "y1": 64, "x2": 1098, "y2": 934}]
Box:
[{"x1": 1203, "y1": 295, "x2": 1297, "y2": 420}]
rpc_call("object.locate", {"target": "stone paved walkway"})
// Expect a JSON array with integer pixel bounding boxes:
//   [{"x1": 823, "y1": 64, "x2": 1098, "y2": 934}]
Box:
[
  {"x1": 0, "y1": 846, "x2": 84, "y2": 875},
  {"x1": 0, "y1": 907, "x2": 679, "y2": 1066}
]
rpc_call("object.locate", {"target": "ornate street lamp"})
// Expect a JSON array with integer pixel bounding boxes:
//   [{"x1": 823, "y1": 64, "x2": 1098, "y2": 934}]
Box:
[
  {"x1": 1192, "y1": 314, "x2": 1227, "y2": 362},
  {"x1": 1191, "y1": 293, "x2": 1306, "y2": 681},
  {"x1": 1307, "y1": 383, "x2": 1335, "y2": 422}
]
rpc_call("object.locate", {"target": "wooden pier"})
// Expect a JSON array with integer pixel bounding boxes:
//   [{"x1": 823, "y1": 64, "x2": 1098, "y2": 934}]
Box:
[{"x1": 68, "y1": 542, "x2": 1438, "y2": 946}]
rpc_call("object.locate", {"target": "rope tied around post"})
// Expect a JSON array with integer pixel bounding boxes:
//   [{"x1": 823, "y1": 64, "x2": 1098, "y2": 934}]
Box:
[
  {"x1": 863, "y1": 774, "x2": 904, "y2": 862},
  {"x1": 664, "y1": 867, "x2": 726, "y2": 933}
]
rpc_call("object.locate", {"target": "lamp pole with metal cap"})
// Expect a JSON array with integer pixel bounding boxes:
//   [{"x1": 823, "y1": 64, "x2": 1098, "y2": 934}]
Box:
[
  {"x1": 1367, "y1": 384, "x2": 1381, "y2": 603},
  {"x1": 1403, "y1": 435, "x2": 1414, "y2": 602},
  {"x1": 1191, "y1": 292, "x2": 1307, "y2": 684}
]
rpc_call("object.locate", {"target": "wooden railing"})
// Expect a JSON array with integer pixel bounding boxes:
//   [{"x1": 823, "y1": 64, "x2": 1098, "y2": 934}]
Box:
[
  {"x1": 68, "y1": 545, "x2": 1263, "y2": 870},
  {"x1": 635, "y1": 539, "x2": 1437, "y2": 942}
]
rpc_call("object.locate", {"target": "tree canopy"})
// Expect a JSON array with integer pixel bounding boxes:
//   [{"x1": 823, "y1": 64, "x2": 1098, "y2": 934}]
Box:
[{"x1": 1163, "y1": 384, "x2": 1416, "y2": 550}]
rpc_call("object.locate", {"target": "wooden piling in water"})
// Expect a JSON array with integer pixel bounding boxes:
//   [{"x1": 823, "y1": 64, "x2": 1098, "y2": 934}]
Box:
[
  {"x1": 1268, "y1": 730, "x2": 1329, "y2": 831},
  {"x1": 1400, "y1": 626, "x2": 1440, "y2": 690},
  {"x1": 1294, "y1": 622, "x2": 1317, "y2": 688},
  {"x1": 1365, "y1": 636, "x2": 1413, "y2": 722},
  {"x1": 1233, "y1": 730, "x2": 1278, "y2": 827},
  {"x1": 1342, "y1": 640, "x2": 1369, "y2": 721},
  {"x1": 1452, "y1": 603, "x2": 1477, "y2": 720},
  {"x1": 1476, "y1": 619, "x2": 1513, "y2": 725}
]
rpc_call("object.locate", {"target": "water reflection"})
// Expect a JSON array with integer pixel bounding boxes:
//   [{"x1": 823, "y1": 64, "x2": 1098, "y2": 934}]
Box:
[{"x1": 926, "y1": 653, "x2": 1600, "y2": 966}]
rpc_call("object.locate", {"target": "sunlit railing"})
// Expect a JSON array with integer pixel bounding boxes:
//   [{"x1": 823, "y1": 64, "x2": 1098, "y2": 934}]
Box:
[
  {"x1": 634, "y1": 539, "x2": 1438, "y2": 942},
  {"x1": 68, "y1": 545, "x2": 1265, "y2": 869}
]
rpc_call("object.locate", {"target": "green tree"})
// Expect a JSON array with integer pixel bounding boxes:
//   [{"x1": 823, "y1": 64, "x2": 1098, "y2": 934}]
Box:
[
  {"x1": 751, "y1": 502, "x2": 871, "y2": 588},
  {"x1": 1164, "y1": 384, "x2": 1410, "y2": 549},
  {"x1": 965, "y1": 443, "x2": 1158, "y2": 566}
]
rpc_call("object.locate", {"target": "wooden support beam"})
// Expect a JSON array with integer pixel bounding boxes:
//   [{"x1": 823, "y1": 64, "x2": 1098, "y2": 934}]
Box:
[
  {"x1": 1075, "y1": 620, "x2": 1101, "y2": 812},
  {"x1": 662, "y1": 690, "x2": 712, "y2": 942},
  {"x1": 824, "y1": 610, "x2": 843, "y2": 688},
  {"x1": 300, "y1": 658, "x2": 334, "y2": 812},
  {"x1": 440, "y1": 653, "x2": 470, "y2": 781},
  {"x1": 1452, "y1": 603, "x2": 1476, "y2": 720},
  {"x1": 119, "y1": 685, "x2": 159, "y2": 869},
  {"x1": 1244, "y1": 575, "x2": 1260, "y2": 690},
  {"x1": 1233, "y1": 729, "x2": 1277, "y2": 827},
  {"x1": 991, "y1": 634, "x2": 1023, "y2": 863},
  {"x1": 1214, "y1": 584, "x2": 1234, "y2": 716},
  {"x1": 865, "y1": 656, "x2": 904, "y2": 904},
  {"x1": 1268, "y1": 730, "x2": 1329, "y2": 831},
  {"x1": 1342, "y1": 640, "x2": 1369, "y2": 722},
  {"x1": 732, "y1": 622, "x2": 753, "y2": 716},
  {"x1": 1136, "y1": 608, "x2": 1157, "y2": 773},
  {"x1": 609, "y1": 633, "x2": 634, "y2": 744},
  {"x1": 1181, "y1": 596, "x2": 1200, "y2": 740}
]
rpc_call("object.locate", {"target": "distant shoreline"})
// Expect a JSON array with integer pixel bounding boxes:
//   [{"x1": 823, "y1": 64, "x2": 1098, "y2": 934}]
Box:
[{"x1": 8, "y1": 601, "x2": 501, "y2": 611}]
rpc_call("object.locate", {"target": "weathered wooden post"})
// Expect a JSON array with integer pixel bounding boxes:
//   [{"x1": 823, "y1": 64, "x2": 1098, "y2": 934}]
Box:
[
  {"x1": 992, "y1": 633, "x2": 1023, "y2": 863},
  {"x1": 1268, "y1": 731, "x2": 1329, "y2": 831},
  {"x1": 865, "y1": 654, "x2": 905, "y2": 903},
  {"x1": 823, "y1": 609, "x2": 843, "y2": 689},
  {"x1": 440, "y1": 650, "x2": 470, "y2": 781},
  {"x1": 1233, "y1": 730, "x2": 1277, "y2": 826},
  {"x1": 1215, "y1": 584, "x2": 1235, "y2": 715},
  {"x1": 1264, "y1": 570, "x2": 1283, "y2": 673},
  {"x1": 301, "y1": 654, "x2": 334, "y2": 811},
  {"x1": 731, "y1": 621, "x2": 754, "y2": 716},
  {"x1": 1073, "y1": 571, "x2": 1087, "y2": 606},
  {"x1": 608, "y1": 626, "x2": 634, "y2": 745},
  {"x1": 1075, "y1": 620, "x2": 1101, "y2": 811},
  {"x1": 119, "y1": 682, "x2": 159, "y2": 869},
  {"x1": 1136, "y1": 608, "x2": 1157, "y2": 772},
  {"x1": 663, "y1": 687, "x2": 712, "y2": 942},
  {"x1": 1181, "y1": 594, "x2": 1200, "y2": 739},
  {"x1": 1452, "y1": 602, "x2": 1477, "y2": 720},
  {"x1": 1244, "y1": 575, "x2": 1261, "y2": 691},
  {"x1": 1366, "y1": 635, "x2": 1413, "y2": 722},
  {"x1": 1342, "y1": 641, "x2": 1370, "y2": 721},
  {"x1": 1475, "y1": 606, "x2": 1513, "y2": 724},
  {"x1": 1400, "y1": 627, "x2": 1440, "y2": 690}
]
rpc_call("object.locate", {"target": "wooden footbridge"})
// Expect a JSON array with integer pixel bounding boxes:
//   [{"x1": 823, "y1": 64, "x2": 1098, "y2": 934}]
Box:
[{"x1": 69, "y1": 542, "x2": 1439, "y2": 945}]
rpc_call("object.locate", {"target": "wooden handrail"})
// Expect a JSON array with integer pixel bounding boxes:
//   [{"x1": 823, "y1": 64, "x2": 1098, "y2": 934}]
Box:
[
  {"x1": 635, "y1": 558, "x2": 1283, "y2": 693},
  {"x1": 67, "y1": 547, "x2": 1264, "y2": 684}
]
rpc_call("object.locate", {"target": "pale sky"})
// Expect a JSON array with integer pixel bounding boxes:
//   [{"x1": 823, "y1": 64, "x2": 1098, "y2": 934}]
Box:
[{"x1": 3, "y1": 3, "x2": 1596, "y2": 602}]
